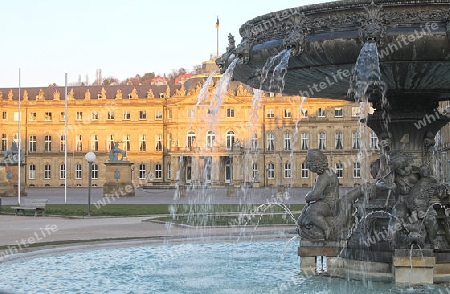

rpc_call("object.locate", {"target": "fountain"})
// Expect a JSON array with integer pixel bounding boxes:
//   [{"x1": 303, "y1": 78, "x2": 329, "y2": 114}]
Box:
[{"x1": 217, "y1": 0, "x2": 450, "y2": 285}]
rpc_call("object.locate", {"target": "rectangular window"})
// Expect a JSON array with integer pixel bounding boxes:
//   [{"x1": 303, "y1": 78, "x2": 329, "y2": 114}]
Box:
[
  {"x1": 29, "y1": 135, "x2": 36, "y2": 153},
  {"x1": 155, "y1": 134, "x2": 162, "y2": 151},
  {"x1": 300, "y1": 108, "x2": 308, "y2": 118},
  {"x1": 91, "y1": 111, "x2": 99, "y2": 121},
  {"x1": 226, "y1": 108, "x2": 235, "y2": 118},
  {"x1": 29, "y1": 112, "x2": 37, "y2": 121},
  {"x1": 91, "y1": 135, "x2": 99, "y2": 152},
  {"x1": 353, "y1": 162, "x2": 361, "y2": 178},
  {"x1": 2, "y1": 112, "x2": 7, "y2": 120},
  {"x1": 45, "y1": 135, "x2": 52, "y2": 152},
  {"x1": 284, "y1": 162, "x2": 292, "y2": 178},
  {"x1": 107, "y1": 135, "x2": 114, "y2": 151},
  {"x1": 139, "y1": 164, "x2": 146, "y2": 179},
  {"x1": 284, "y1": 133, "x2": 291, "y2": 151},
  {"x1": 76, "y1": 111, "x2": 83, "y2": 121},
  {"x1": 252, "y1": 163, "x2": 258, "y2": 182},
  {"x1": 107, "y1": 111, "x2": 115, "y2": 120},
  {"x1": 301, "y1": 133, "x2": 308, "y2": 151},
  {"x1": 13, "y1": 112, "x2": 21, "y2": 121},
  {"x1": 335, "y1": 132, "x2": 343, "y2": 150},
  {"x1": 352, "y1": 131, "x2": 361, "y2": 150},
  {"x1": 123, "y1": 134, "x2": 130, "y2": 151},
  {"x1": 60, "y1": 111, "x2": 66, "y2": 122},
  {"x1": 60, "y1": 135, "x2": 66, "y2": 152},
  {"x1": 92, "y1": 164, "x2": 98, "y2": 179},
  {"x1": 139, "y1": 110, "x2": 147, "y2": 120},
  {"x1": 29, "y1": 164, "x2": 36, "y2": 179},
  {"x1": 139, "y1": 134, "x2": 146, "y2": 152},
  {"x1": 301, "y1": 162, "x2": 309, "y2": 178},
  {"x1": 335, "y1": 162, "x2": 343, "y2": 178},
  {"x1": 251, "y1": 134, "x2": 257, "y2": 151},
  {"x1": 283, "y1": 108, "x2": 292, "y2": 118},
  {"x1": 267, "y1": 133, "x2": 274, "y2": 151},
  {"x1": 1, "y1": 134, "x2": 7, "y2": 151},
  {"x1": 167, "y1": 163, "x2": 172, "y2": 180},
  {"x1": 318, "y1": 108, "x2": 326, "y2": 117},
  {"x1": 370, "y1": 131, "x2": 379, "y2": 150},
  {"x1": 187, "y1": 109, "x2": 196, "y2": 118},
  {"x1": 155, "y1": 110, "x2": 163, "y2": 120},
  {"x1": 76, "y1": 135, "x2": 83, "y2": 152},
  {"x1": 334, "y1": 107, "x2": 343, "y2": 117},
  {"x1": 44, "y1": 164, "x2": 51, "y2": 179},
  {"x1": 318, "y1": 133, "x2": 326, "y2": 150},
  {"x1": 45, "y1": 112, "x2": 52, "y2": 121},
  {"x1": 75, "y1": 163, "x2": 82, "y2": 179},
  {"x1": 155, "y1": 164, "x2": 162, "y2": 179},
  {"x1": 60, "y1": 164, "x2": 66, "y2": 179},
  {"x1": 267, "y1": 163, "x2": 275, "y2": 179},
  {"x1": 266, "y1": 109, "x2": 274, "y2": 118},
  {"x1": 123, "y1": 110, "x2": 131, "y2": 120}
]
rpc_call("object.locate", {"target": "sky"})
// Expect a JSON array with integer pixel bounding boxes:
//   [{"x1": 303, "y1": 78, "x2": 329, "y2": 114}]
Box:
[{"x1": 0, "y1": 0, "x2": 328, "y2": 88}]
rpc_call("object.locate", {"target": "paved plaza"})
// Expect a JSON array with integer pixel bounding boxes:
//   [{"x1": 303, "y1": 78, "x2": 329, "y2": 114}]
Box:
[{"x1": 0, "y1": 186, "x2": 350, "y2": 256}]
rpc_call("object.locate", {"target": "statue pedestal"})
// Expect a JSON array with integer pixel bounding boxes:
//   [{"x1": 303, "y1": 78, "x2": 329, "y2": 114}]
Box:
[
  {"x1": 0, "y1": 164, "x2": 27, "y2": 197},
  {"x1": 298, "y1": 240, "x2": 345, "y2": 271},
  {"x1": 103, "y1": 162, "x2": 135, "y2": 197},
  {"x1": 393, "y1": 249, "x2": 435, "y2": 285}
]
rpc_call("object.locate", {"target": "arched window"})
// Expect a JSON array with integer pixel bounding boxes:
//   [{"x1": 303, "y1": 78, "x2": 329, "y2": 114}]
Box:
[
  {"x1": 226, "y1": 130, "x2": 235, "y2": 149},
  {"x1": 267, "y1": 133, "x2": 274, "y2": 151},
  {"x1": 187, "y1": 131, "x2": 196, "y2": 148},
  {"x1": 207, "y1": 131, "x2": 215, "y2": 147}
]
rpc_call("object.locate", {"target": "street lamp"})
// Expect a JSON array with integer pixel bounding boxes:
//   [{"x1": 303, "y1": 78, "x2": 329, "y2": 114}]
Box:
[{"x1": 85, "y1": 151, "x2": 96, "y2": 216}]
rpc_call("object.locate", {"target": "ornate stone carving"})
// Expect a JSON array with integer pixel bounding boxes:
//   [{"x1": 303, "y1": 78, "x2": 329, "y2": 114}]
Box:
[
  {"x1": 23, "y1": 90, "x2": 28, "y2": 101},
  {"x1": 283, "y1": 12, "x2": 310, "y2": 56},
  {"x1": 67, "y1": 88, "x2": 75, "y2": 100},
  {"x1": 115, "y1": 89, "x2": 122, "y2": 99},
  {"x1": 36, "y1": 89, "x2": 45, "y2": 101},
  {"x1": 147, "y1": 88, "x2": 154, "y2": 99},
  {"x1": 108, "y1": 142, "x2": 128, "y2": 162},
  {"x1": 358, "y1": 2, "x2": 387, "y2": 46},
  {"x1": 7, "y1": 90, "x2": 13, "y2": 101},
  {"x1": 297, "y1": 149, "x2": 359, "y2": 241},
  {"x1": 53, "y1": 90, "x2": 60, "y2": 100},
  {"x1": 1, "y1": 142, "x2": 24, "y2": 164}
]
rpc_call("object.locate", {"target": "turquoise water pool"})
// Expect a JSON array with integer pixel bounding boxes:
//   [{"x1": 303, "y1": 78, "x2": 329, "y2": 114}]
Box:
[{"x1": 0, "y1": 239, "x2": 445, "y2": 293}]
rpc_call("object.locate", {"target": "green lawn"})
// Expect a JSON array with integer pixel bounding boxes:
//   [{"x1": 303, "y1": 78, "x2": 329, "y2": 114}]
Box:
[{"x1": 2, "y1": 203, "x2": 304, "y2": 226}]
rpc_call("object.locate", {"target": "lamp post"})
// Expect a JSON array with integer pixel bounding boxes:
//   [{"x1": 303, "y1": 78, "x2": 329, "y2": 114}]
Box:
[{"x1": 85, "y1": 151, "x2": 96, "y2": 216}]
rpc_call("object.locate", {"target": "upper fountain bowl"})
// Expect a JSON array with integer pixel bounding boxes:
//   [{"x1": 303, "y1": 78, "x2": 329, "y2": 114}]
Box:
[{"x1": 217, "y1": 0, "x2": 450, "y2": 103}]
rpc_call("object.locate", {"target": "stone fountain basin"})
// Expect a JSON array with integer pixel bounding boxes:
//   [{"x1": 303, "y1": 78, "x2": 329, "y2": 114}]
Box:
[{"x1": 232, "y1": 0, "x2": 450, "y2": 102}]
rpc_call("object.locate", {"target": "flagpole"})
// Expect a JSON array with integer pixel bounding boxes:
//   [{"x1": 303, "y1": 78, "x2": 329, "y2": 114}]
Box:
[
  {"x1": 18, "y1": 68, "x2": 21, "y2": 205},
  {"x1": 216, "y1": 16, "x2": 219, "y2": 57},
  {"x1": 64, "y1": 73, "x2": 68, "y2": 204}
]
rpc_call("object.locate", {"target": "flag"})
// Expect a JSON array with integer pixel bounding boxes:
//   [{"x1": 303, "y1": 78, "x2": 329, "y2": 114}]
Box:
[{"x1": 216, "y1": 17, "x2": 219, "y2": 28}]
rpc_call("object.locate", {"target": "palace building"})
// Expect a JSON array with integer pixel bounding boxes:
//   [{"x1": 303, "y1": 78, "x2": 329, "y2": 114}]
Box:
[{"x1": 0, "y1": 60, "x2": 448, "y2": 189}]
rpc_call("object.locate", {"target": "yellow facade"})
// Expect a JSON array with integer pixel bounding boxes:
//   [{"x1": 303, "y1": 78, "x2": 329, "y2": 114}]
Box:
[{"x1": 0, "y1": 80, "x2": 407, "y2": 188}]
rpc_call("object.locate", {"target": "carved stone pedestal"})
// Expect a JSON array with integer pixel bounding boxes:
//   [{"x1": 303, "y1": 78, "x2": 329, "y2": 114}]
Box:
[
  {"x1": 0, "y1": 164, "x2": 27, "y2": 197},
  {"x1": 393, "y1": 249, "x2": 435, "y2": 285},
  {"x1": 103, "y1": 162, "x2": 135, "y2": 197},
  {"x1": 298, "y1": 240, "x2": 345, "y2": 271}
]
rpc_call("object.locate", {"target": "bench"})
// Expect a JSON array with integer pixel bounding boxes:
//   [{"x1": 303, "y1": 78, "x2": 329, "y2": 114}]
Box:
[{"x1": 11, "y1": 199, "x2": 48, "y2": 217}]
